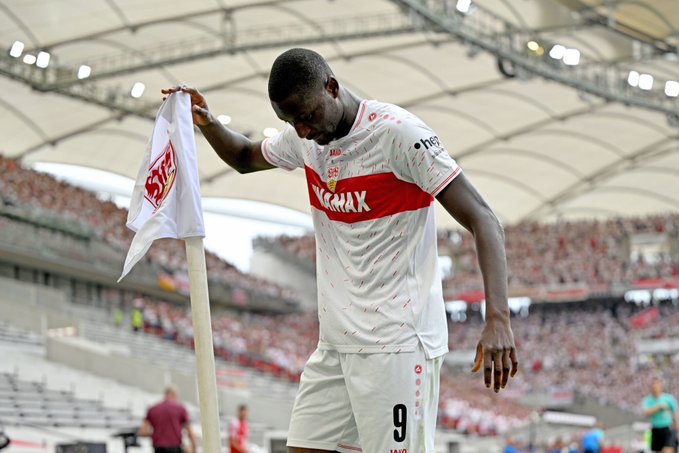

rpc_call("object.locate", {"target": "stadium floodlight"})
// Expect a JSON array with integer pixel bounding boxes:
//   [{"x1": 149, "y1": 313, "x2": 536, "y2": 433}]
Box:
[
  {"x1": 563, "y1": 48, "x2": 580, "y2": 66},
  {"x1": 263, "y1": 127, "x2": 278, "y2": 138},
  {"x1": 665, "y1": 80, "x2": 679, "y2": 97},
  {"x1": 217, "y1": 114, "x2": 232, "y2": 125},
  {"x1": 549, "y1": 44, "x2": 566, "y2": 60},
  {"x1": 527, "y1": 41, "x2": 539, "y2": 52},
  {"x1": 130, "y1": 81, "x2": 146, "y2": 98},
  {"x1": 22, "y1": 54, "x2": 36, "y2": 65},
  {"x1": 9, "y1": 40, "x2": 24, "y2": 58},
  {"x1": 627, "y1": 70, "x2": 640, "y2": 87},
  {"x1": 36, "y1": 51, "x2": 50, "y2": 68},
  {"x1": 456, "y1": 0, "x2": 471, "y2": 13},
  {"x1": 77, "y1": 65, "x2": 91, "y2": 79},
  {"x1": 638, "y1": 73, "x2": 654, "y2": 91}
]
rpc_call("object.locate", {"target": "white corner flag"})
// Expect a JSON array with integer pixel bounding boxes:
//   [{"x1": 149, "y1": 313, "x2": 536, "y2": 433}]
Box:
[
  {"x1": 119, "y1": 92, "x2": 222, "y2": 453},
  {"x1": 119, "y1": 92, "x2": 205, "y2": 281}
]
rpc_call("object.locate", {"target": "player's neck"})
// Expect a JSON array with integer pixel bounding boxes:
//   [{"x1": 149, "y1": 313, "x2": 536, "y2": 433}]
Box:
[{"x1": 335, "y1": 87, "x2": 362, "y2": 140}]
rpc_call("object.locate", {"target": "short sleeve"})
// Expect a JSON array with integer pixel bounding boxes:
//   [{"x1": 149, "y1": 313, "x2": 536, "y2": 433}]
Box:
[
  {"x1": 642, "y1": 396, "x2": 652, "y2": 410},
  {"x1": 383, "y1": 113, "x2": 461, "y2": 196},
  {"x1": 261, "y1": 125, "x2": 304, "y2": 170},
  {"x1": 181, "y1": 406, "x2": 189, "y2": 425}
]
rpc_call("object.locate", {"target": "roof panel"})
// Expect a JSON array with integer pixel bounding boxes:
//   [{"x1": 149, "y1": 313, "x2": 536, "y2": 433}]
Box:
[{"x1": 0, "y1": 0, "x2": 677, "y2": 226}]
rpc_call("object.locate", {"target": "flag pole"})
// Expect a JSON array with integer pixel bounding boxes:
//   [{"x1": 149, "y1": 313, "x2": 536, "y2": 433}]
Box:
[{"x1": 185, "y1": 236, "x2": 221, "y2": 453}]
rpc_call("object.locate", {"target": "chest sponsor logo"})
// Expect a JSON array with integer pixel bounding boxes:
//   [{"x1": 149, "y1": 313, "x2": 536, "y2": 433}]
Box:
[
  {"x1": 312, "y1": 185, "x2": 370, "y2": 212},
  {"x1": 304, "y1": 166, "x2": 433, "y2": 224},
  {"x1": 330, "y1": 148, "x2": 342, "y2": 157}
]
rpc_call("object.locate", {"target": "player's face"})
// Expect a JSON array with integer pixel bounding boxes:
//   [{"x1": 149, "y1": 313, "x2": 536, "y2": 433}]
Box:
[{"x1": 271, "y1": 78, "x2": 342, "y2": 146}]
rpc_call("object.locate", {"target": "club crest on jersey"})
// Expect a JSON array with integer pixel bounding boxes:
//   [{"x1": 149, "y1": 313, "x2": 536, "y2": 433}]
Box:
[
  {"x1": 145, "y1": 141, "x2": 177, "y2": 211},
  {"x1": 327, "y1": 165, "x2": 340, "y2": 192}
]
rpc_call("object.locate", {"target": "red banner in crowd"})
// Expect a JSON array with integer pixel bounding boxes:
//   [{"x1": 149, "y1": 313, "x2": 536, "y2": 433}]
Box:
[{"x1": 630, "y1": 306, "x2": 660, "y2": 329}]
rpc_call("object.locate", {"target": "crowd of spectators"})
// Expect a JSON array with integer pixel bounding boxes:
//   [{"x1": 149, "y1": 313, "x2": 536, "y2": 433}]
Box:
[
  {"x1": 0, "y1": 155, "x2": 297, "y2": 303},
  {"x1": 128, "y1": 295, "x2": 679, "y2": 436},
  {"x1": 440, "y1": 216, "x2": 679, "y2": 298},
  {"x1": 4, "y1": 153, "x2": 679, "y2": 436},
  {"x1": 258, "y1": 214, "x2": 679, "y2": 301}
]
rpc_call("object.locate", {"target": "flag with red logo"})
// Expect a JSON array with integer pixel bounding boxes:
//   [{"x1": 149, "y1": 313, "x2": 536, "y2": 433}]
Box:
[{"x1": 118, "y1": 92, "x2": 205, "y2": 281}]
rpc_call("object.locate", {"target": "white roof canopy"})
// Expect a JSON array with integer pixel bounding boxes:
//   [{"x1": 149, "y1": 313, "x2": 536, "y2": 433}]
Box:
[{"x1": 2, "y1": 0, "x2": 678, "y2": 228}]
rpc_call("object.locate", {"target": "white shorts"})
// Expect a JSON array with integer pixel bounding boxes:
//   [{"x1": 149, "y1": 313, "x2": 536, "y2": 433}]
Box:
[{"x1": 287, "y1": 343, "x2": 443, "y2": 453}]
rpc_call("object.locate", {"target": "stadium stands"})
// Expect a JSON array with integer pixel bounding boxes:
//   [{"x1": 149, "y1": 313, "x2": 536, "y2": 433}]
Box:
[
  {"x1": 0, "y1": 155, "x2": 300, "y2": 309},
  {"x1": 2, "y1": 152, "x2": 679, "y2": 441},
  {"x1": 120, "y1": 297, "x2": 679, "y2": 435},
  {"x1": 256, "y1": 214, "x2": 679, "y2": 304}
]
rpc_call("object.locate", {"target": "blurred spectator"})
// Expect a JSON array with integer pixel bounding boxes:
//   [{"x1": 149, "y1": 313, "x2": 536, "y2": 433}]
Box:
[
  {"x1": 581, "y1": 423, "x2": 605, "y2": 453},
  {"x1": 228, "y1": 404, "x2": 249, "y2": 453},
  {"x1": 642, "y1": 377, "x2": 678, "y2": 453},
  {"x1": 139, "y1": 385, "x2": 196, "y2": 453}
]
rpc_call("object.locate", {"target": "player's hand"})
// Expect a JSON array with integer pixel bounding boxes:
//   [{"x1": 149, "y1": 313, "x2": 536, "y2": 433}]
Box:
[
  {"x1": 471, "y1": 316, "x2": 518, "y2": 393},
  {"x1": 161, "y1": 84, "x2": 212, "y2": 127}
]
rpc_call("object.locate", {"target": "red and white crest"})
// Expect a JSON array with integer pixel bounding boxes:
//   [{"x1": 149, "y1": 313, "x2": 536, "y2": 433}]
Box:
[{"x1": 145, "y1": 141, "x2": 177, "y2": 211}]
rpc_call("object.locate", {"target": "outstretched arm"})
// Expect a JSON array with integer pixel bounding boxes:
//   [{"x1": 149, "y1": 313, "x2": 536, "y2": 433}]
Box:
[
  {"x1": 436, "y1": 173, "x2": 518, "y2": 392},
  {"x1": 161, "y1": 85, "x2": 275, "y2": 174}
]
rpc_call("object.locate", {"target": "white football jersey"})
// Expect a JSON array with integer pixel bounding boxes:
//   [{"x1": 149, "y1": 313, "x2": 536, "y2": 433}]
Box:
[{"x1": 262, "y1": 100, "x2": 460, "y2": 358}]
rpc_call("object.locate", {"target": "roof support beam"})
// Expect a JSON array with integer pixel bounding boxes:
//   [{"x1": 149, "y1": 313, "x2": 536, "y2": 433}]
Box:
[
  {"x1": 1, "y1": 12, "x2": 421, "y2": 91},
  {"x1": 389, "y1": 0, "x2": 679, "y2": 123}
]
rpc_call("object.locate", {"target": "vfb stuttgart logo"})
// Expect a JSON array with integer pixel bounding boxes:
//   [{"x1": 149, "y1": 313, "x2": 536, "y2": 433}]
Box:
[{"x1": 145, "y1": 141, "x2": 177, "y2": 211}]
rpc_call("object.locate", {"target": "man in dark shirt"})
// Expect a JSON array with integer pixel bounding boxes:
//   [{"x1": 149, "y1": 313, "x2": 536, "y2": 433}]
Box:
[{"x1": 139, "y1": 385, "x2": 197, "y2": 453}]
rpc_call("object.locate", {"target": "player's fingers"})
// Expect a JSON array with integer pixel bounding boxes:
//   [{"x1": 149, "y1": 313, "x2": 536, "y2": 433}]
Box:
[
  {"x1": 509, "y1": 347, "x2": 519, "y2": 377},
  {"x1": 483, "y1": 347, "x2": 492, "y2": 389},
  {"x1": 501, "y1": 349, "x2": 511, "y2": 389},
  {"x1": 178, "y1": 84, "x2": 199, "y2": 95},
  {"x1": 193, "y1": 105, "x2": 209, "y2": 117},
  {"x1": 161, "y1": 86, "x2": 181, "y2": 94},
  {"x1": 493, "y1": 350, "x2": 502, "y2": 393},
  {"x1": 471, "y1": 343, "x2": 483, "y2": 373}
]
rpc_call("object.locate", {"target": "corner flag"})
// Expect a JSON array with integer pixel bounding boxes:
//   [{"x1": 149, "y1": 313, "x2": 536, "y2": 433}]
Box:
[{"x1": 119, "y1": 92, "x2": 205, "y2": 281}]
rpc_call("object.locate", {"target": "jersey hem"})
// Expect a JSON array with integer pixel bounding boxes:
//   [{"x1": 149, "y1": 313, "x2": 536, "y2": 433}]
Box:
[
  {"x1": 318, "y1": 342, "x2": 418, "y2": 354},
  {"x1": 422, "y1": 344, "x2": 449, "y2": 360},
  {"x1": 287, "y1": 439, "x2": 362, "y2": 452}
]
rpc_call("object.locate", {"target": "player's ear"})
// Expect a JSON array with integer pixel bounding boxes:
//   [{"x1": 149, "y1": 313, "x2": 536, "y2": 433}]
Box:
[{"x1": 326, "y1": 76, "x2": 339, "y2": 98}]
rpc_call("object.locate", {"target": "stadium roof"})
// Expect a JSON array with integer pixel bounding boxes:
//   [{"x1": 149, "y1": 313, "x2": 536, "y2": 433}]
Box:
[{"x1": 1, "y1": 0, "x2": 678, "y2": 228}]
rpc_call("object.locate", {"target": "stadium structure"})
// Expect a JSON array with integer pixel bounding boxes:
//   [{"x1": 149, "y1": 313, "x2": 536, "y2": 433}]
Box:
[{"x1": 0, "y1": 1, "x2": 678, "y2": 452}]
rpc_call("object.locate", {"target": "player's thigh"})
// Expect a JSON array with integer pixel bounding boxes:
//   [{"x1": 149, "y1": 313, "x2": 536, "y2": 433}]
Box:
[
  {"x1": 287, "y1": 349, "x2": 359, "y2": 452},
  {"x1": 342, "y1": 346, "x2": 443, "y2": 453}
]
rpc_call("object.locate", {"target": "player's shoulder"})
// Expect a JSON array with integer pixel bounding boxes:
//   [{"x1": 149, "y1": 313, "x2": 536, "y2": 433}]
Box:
[{"x1": 366, "y1": 100, "x2": 433, "y2": 139}]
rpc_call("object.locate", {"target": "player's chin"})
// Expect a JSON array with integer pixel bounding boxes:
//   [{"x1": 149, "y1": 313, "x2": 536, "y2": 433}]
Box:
[{"x1": 311, "y1": 133, "x2": 330, "y2": 145}]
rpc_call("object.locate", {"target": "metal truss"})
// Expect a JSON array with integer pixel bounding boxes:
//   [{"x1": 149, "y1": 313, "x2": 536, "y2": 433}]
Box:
[
  {"x1": 0, "y1": 12, "x2": 420, "y2": 118},
  {"x1": 0, "y1": 12, "x2": 417, "y2": 88},
  {"x1": 389, "y1": 0, "x2": 679, "y2": 123}
]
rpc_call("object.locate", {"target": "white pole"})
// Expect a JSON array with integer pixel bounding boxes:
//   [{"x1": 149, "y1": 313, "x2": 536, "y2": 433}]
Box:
[{"x1": 185, "y1": 236, "x2": 221, "y2": 453}]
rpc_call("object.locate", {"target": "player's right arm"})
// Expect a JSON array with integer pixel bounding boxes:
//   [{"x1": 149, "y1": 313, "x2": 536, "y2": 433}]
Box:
[{"x1": 161, "y1": 85, "x2": 275, "y2": 174}]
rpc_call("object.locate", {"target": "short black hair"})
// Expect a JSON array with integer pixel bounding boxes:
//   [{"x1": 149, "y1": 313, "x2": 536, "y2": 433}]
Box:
[{"x1": 268, "y1": 48, "x2": 333, "y2": 103}]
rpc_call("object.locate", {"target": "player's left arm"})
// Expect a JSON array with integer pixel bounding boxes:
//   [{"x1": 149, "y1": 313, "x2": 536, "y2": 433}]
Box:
[{"x1": 435, "y1": 173, "x2": 518, "y2": 392}]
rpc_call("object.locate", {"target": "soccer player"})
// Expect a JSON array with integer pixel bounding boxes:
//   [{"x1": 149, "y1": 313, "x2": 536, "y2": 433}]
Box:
[{"x1": 162, "y1": 47, "x2": 518, "y2": 453}]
